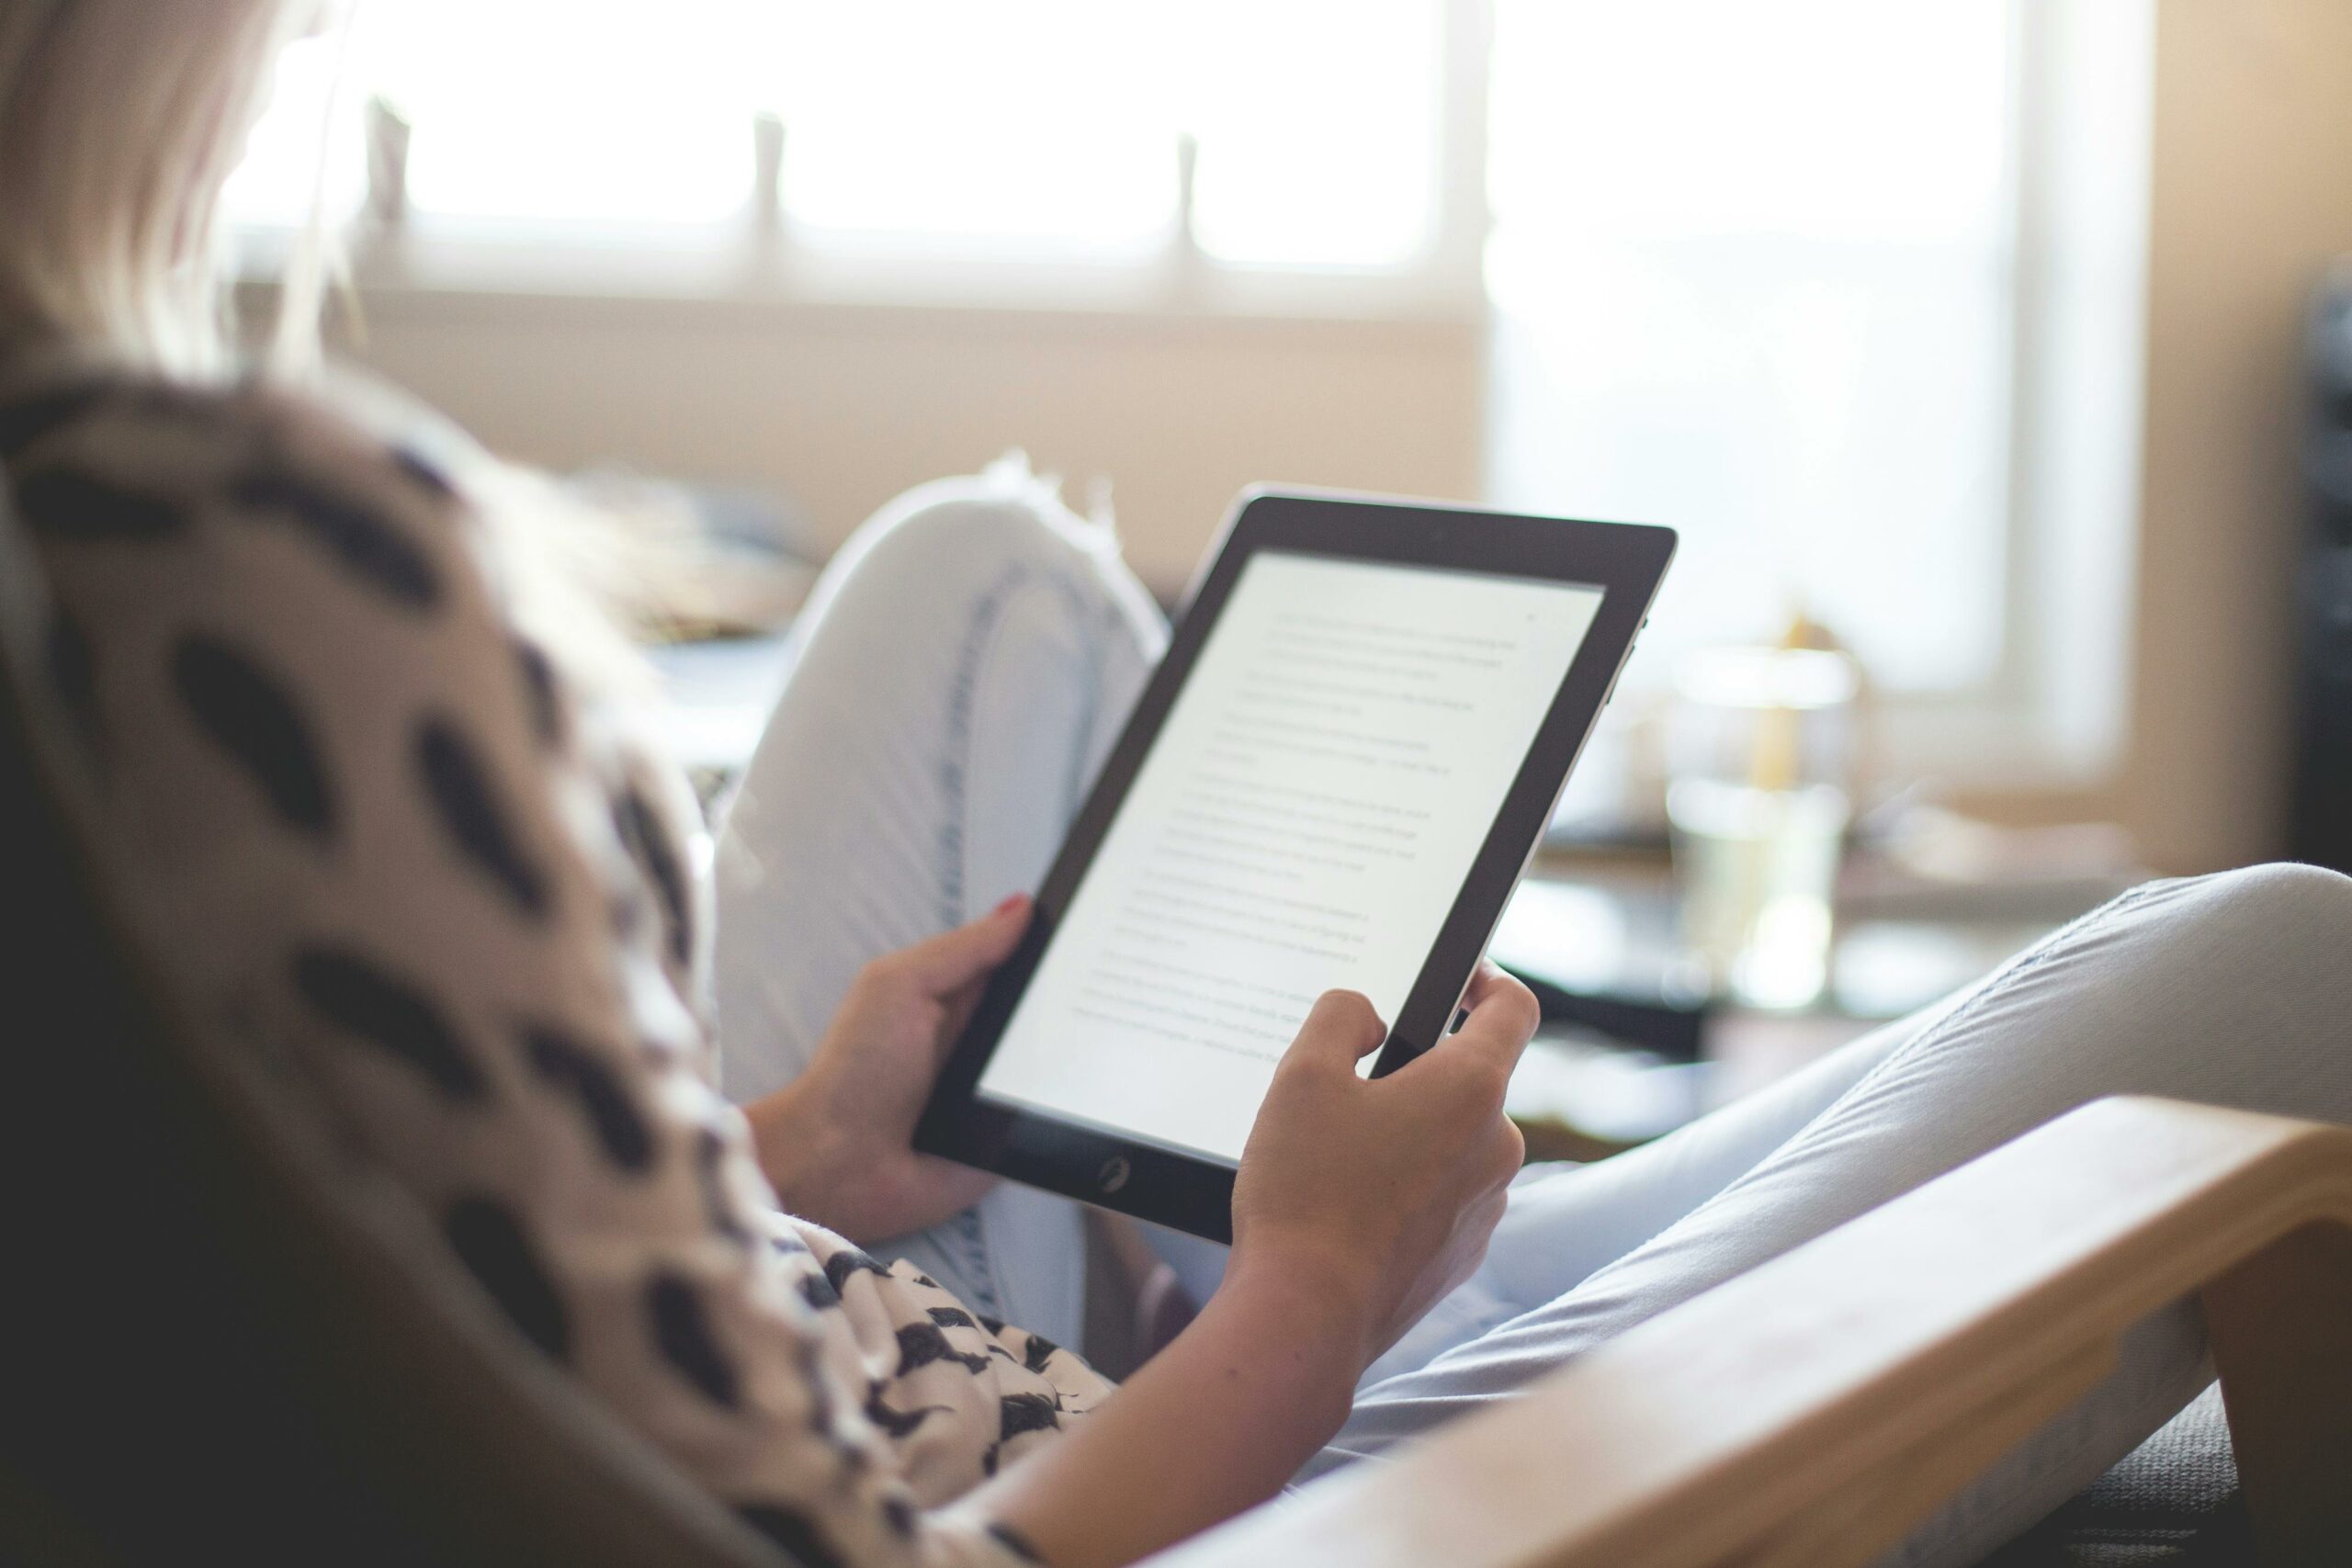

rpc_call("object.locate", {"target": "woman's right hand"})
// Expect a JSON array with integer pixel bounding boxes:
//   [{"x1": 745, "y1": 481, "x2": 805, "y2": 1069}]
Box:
[
  {"x1": 1229, "y1": 963, "x2": 1541, "y2": 1371},
  {"x1": 979, "y1": 966, "x2": 1540, "y2": 1567}
]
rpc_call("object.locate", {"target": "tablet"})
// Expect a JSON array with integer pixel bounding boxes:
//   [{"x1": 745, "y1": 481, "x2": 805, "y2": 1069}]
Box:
[{"x1": 915, "y1": 490, "x2": 1674, "y2": 1241}]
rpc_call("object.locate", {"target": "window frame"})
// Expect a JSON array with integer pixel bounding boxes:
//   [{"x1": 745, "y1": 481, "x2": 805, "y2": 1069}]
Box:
[
  {"x1": 234, "y1": 1, "x2": 1497, "y2": 328},
  {"x1": 1860, "y1": 0, "x2": 2153, "y2": 793}
]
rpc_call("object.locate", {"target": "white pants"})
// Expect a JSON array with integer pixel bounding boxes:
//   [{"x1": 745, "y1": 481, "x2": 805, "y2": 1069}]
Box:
[{"x1": 713, "y1": 473, "x2": 2352, "y2": 1567}]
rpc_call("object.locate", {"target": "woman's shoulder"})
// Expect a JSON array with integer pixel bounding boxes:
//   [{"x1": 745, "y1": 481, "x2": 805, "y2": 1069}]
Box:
[
  {"x1": 0, "y1": 349, "x2": 473, "y2": 566},
  {"x1": 0, "y1": 344, "x2": 712, "y2": 1055}
]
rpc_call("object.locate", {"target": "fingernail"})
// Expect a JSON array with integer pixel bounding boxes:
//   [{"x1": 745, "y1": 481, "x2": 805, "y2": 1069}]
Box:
[{"x1": 993, "y1": 893, "x2": 1029, "y2": 917}]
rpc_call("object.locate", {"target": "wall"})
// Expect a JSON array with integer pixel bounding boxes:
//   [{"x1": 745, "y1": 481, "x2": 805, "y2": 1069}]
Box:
[
  {"x1": 2124, "y1": 0, "x2": 2352, "y2": 871},
  {"x1": 333, "y1": 290, "x2": 1484, "y2": 597}
]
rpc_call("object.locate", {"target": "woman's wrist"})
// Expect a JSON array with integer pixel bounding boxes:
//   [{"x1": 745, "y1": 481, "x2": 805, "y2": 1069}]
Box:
[
  {"x1": 1224, "y1": 1231, "x2": 1392, "y2": 1375},
  {"x1": 977, "y1": 1245, "x2": 1367, "y2": 1568},
  {"x1": 744, "y1": 1072, "x2": 859, "y2": 1223},
  {"x1": 1216, "y1": 1242, "x2": 1386, "y2": 1396}
]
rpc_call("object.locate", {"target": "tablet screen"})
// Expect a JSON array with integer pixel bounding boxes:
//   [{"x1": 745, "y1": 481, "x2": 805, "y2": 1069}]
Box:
[{"x1": 975, "y1": 550, "x2": 1606, "y2": 1164}]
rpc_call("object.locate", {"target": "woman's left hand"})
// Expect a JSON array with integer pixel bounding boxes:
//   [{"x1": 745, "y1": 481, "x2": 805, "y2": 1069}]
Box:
[{"x1": 745, "y1": 895, "x2": 1032, "y2": 1242}]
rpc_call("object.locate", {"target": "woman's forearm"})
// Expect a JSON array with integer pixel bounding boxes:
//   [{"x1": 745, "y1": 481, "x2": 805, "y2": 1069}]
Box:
[
  {"x1": 969, "y1": 1260, "x2": 1368, "y2": 1568},
  {"x1": 743, "y1": 1075, "x2": 853, "y2": 1223}
]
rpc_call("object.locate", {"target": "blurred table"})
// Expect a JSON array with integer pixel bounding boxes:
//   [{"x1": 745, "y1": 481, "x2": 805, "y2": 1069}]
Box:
[{"x1": 1494, "y1": 846, "x2": 2137, "y2": 1159}]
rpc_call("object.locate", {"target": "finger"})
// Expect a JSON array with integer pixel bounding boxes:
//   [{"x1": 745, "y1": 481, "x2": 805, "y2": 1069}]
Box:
[
  {"x1": 910, "y1": 1154, "x2": 999, "y2": 1205},
  {"x1": 1466, "y1": 1186, "x2": 1510, "y2": 1250},
  {"x1": 1412, "y1": 964, "x2": 1540, "y2": 1086},
  {"x1": 1457, "y1": 960, "x2": 1522, "y2": 1016},
  {"x1": 1488, "y1": 1117, "x2": 1527, "y2": 1188},
  {"x1": 896, "y1": 894, "x2": 1034, "y2": 994},
  {"x1": 1283, "y1": 989, "x2": 1387, "y2": 1068},
  {"x1": 938, "y1": 975, "x2": 990, "y2": 1051}
]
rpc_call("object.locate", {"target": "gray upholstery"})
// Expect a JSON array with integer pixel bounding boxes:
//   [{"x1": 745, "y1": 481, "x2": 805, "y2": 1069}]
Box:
[{"x1": 1981, "y1": 1386, "x2": 2252, "y2": 1565}]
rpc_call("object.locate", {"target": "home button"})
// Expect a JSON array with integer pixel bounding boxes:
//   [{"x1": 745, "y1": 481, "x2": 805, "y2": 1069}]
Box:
[{"x1": 1096, "y1": 1156, "x2": 1132, "y2": 1194}]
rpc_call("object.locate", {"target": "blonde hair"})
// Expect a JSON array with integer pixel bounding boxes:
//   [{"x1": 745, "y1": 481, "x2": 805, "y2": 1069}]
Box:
[
  {"x1": 0, "y1": 1, "x2": 688, "y2": 683},
  {"x1": 0, "y1": 0, "x2": 321, "y2": 377}
]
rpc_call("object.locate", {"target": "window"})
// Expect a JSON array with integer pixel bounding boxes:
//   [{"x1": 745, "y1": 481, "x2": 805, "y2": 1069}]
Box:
[{"x1": 1486, "y1": 0, "x2": 2018, "y2": 696}]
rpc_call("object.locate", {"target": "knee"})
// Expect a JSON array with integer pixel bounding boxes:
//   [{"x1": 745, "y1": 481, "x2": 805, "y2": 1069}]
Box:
[
  {"x1": 2172, "y1": 861, "x2": 2352, "y2": 939},
  {"x1": 2019, "y1": 862, "x2": 2352, "y2": 1002},
  {"x1": 806, "y1": 459, "x2": 1164, "y2": 692},
  {"x1": 846, "y1": 458, "x2": 1114, "y2": 605},
  {"x1": 2116, "y1": 862, "x2": 2352, "y2": 984}
]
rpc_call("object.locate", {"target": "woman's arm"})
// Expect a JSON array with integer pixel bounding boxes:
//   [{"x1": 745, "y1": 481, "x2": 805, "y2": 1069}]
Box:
[
  {"x1": 969, "y1": 1260, "x2": 1364, "y2": 1566},
  {"x1": 972, "y1": 971, "x2": 1540, "y2": 1568}
]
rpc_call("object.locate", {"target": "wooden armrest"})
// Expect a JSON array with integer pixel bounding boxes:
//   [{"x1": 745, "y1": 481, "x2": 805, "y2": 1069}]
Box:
[{"x1": 1148, "y1": 1097, "x2": 2352, "y2": 1568}]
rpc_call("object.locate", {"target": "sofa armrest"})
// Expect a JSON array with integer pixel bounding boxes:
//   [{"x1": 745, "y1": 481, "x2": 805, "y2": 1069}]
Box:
[{"x1": 1148, "y1": 1097, "x2": 2352, "y2": 1568}]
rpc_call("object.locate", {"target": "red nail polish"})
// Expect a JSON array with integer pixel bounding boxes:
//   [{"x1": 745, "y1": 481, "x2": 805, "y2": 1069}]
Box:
[{"x1": 994, "y1": 893, "x2": 1028, "y2": 916}]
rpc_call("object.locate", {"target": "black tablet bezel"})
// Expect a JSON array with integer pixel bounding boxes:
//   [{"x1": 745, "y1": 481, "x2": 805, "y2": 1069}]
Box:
[{"x1": 913, "y1": 489, "x2": 1675, "y2": 1242}]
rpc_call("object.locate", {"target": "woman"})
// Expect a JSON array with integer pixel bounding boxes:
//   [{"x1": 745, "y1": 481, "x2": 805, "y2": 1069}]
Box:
[{"x1": 3, "y1": 5, "x2": 2347, "y2": 1565}]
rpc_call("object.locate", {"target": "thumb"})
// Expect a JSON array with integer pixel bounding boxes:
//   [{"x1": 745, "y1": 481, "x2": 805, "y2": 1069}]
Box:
[
  {"x1": 1284, "y1": 989, "x2": 1388, "y2": 1070},
  {"x1": 899, "y1": 894, "x2": 1033, "y2": 994}
]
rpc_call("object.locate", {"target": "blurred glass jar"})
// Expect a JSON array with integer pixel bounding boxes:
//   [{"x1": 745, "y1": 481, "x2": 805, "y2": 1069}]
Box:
[{"x1": 1667, "y1": 644, "x2": 1860, "y2": 1010}]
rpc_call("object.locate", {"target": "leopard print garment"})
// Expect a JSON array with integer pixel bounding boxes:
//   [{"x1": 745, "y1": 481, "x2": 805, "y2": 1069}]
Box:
[{"x1": 0, "y1": 347, "x2": 1112, "y2": 1568}]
